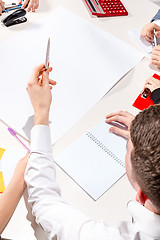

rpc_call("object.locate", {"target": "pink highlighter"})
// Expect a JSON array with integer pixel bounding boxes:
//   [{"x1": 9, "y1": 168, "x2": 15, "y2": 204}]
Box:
[{"x1": 8, "y1": 128, "x2": 30, "y2": 152}]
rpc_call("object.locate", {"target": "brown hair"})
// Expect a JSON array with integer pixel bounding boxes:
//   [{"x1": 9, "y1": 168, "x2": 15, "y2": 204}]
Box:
[{"x1": 130, "y1": 104, "x2": 160, "y2": 212}]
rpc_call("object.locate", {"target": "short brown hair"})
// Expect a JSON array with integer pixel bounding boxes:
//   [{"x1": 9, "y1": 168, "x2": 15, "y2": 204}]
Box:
[{"x1": 130, "y1": 105, "x2": 160, "y2": 212}]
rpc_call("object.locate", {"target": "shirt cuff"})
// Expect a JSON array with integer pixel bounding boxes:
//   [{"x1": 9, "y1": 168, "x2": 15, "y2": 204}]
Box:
[
  {"x1": 31, "y1": 125, "x2": 52, "y2": 154},
  {"x1": 153, "y1": 20, "x2": 160, "y2": 26},
  {"x1": 151, "y1": 88, "x2": 160, "y2": 104}
]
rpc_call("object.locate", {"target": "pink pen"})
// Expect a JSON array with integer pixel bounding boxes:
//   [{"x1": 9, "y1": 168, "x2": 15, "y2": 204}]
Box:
[{"x1": 8, "y1": 128, "x2": 30, "y2": 152}]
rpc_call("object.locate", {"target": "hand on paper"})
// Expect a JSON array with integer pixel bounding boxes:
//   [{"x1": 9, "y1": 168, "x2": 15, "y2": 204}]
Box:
[
  {"x1": 26, "y1": 63, "x2": 56, "y2": 126},
  {"x1": 144, "y1": 76, "x2": 160, "y2": 92},
  {"x1": 151, "y1": 45, "x2": 160, "y2": 67},
  {"x1": 20, "y1": 0, "x2": 39, "y2": 12},
  {"x1": 0, "y1": 0, "x2": 5, "y2": 14},
  {"x1": 141, "y1": 22, "x2": 160, "y2": 42},
  {"x1": 105, "y1": 111, "x2": 135, "y2": 139}
]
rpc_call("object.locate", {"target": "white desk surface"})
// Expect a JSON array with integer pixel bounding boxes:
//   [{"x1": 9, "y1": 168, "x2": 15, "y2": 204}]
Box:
[{"x1": 0, "y1": 0, "x2": 160, "y2": 239}]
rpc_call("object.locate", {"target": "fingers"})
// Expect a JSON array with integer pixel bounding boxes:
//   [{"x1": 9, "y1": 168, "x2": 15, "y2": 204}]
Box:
[
  {"x1": 144, "y1": 76, "x2": 160, "y2": 92},
  {"x1": 27, "y1": 0, "x2": 33, "y2": 12},
  {"x1": 141, "y1": 24, "x2": 153, "y2": 42},
  {"x1": 141, "y1": 23, "x2": 160, "y2": 43},
  {"x1": 145, "y1": 34, "x2": 153, "y2": 43},
  {"x1": 27, "y1": 63, "x2": 45, "y2": 90},
  {"x1": 145, "y1": 77, "x2": 155, "y2": 84},
  {"x1": 151, "y1": 46, "x2": 160, "y2": 67},
  {"x1": 31, "y1": 63, "x2": 45, "y2": 82},
  {"x1": 27, "y1": 64, "x2": 55, "y2": 92},
  {"x1": 154, "y1": 24, "x2": 160, "y2": 31},
  {"x1": 109, "y1": 126, "x2": 130, "y2": 139},
  {"x1": 106, "y1": 111, "x2": 134, "y2": 126},
  {"x1": 106, "y1": 115, "x2": 129, "y2": 128},
  {"x1": 155, "y1": 30, "x2": 160, "y2": 38},
  {"x1": 31, "y1": 0, "x2": 39, "y2": 12},
  {"x1": 49, "y1": 79, "x2": 56, "y2": 86},
  {"x1": 152, "y1": 46, "x2": 160, "y2": 54},
  {"x1": 23, "y1": 0, "x2": 39, "y2": 12},
  {"x1": 0, "y1": 1, "x2": 5, "y2": 13},
  {"x1": 42, "y1": 71, "x2": 49, "y2": 86},
  {"x1": 21, "y1": 0, "x2": 28, "y2": 9},
  {"x1": 105, "y1": 111, "x2": 135, "y2": 140},
  {"x1": 151, "y1": 60, "x2": 160, "y2": 66}
]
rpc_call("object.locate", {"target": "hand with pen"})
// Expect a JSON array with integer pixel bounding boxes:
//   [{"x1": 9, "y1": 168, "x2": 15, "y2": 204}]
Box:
[
  {"x1": 141, "y1": 22, "x2": 160, "y2": 43},
  {"x1": 19, "y1": 0, "x2": 39, "y2": 12},
  {"x1": 141, "y1": 22, "x2": 160, "y2": 68},
  {"x1": 26, "y1": 63, "x2": 56, "y2": 125},
  {"x1": 0, "y1": 0, "x2": 5, "y2": 14}
]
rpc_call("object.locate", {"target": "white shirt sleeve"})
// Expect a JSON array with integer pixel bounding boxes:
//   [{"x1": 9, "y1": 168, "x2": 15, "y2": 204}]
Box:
[
  {"x1": 25, "y1": 125, "x2": 126, "y2": 240},
  {"x1": 153, "y1": 20, "x2": 160, "y2": 26}
]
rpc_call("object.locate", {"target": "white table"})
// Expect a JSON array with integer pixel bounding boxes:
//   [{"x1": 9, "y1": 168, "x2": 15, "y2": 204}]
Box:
[{"x1": 0, "y1": 0, "x2": 159, "y2": 239}]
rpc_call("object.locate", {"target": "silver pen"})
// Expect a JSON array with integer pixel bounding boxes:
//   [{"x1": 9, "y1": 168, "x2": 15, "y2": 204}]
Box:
[
  {"x1": 45, "y1": 38, "x2": 50, "y2": 69},
  {"x1": 153, "y1": 29, "x2": 157, "y2": 47}
]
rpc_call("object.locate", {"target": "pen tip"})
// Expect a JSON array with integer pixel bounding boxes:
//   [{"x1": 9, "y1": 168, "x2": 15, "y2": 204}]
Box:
[{"x1": 8, "y1": 128, "x2": 16, "y2": 136}]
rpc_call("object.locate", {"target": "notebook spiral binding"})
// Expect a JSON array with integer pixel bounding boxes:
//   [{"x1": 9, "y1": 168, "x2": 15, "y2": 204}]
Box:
[{"x1": 86, "y1": 132, "x2": 125, "y2": 168}]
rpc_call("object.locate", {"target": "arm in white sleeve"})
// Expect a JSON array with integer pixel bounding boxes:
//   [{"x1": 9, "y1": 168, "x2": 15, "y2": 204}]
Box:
[{"x1": 25, "y1": 125, "x2": 120, "y2": 240}]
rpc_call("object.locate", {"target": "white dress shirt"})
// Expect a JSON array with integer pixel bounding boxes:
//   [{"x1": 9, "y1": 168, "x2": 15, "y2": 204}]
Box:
[{"x1": 25, "y1": 125, "x2": 160, "y2": 240}]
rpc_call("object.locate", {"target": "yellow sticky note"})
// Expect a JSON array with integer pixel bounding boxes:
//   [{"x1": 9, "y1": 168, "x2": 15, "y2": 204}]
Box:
[
  {"x1": 0, "y1": 148, "x2": 5, "y2": 160},
  {"x1": 0, "y1": 172, "x2": 5, "y2": 193}
]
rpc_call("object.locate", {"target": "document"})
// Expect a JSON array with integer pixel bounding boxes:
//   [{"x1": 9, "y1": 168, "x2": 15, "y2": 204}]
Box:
[
  {"x1": 0, "y1": 8, "x2": 144, "y2": 143},
  {"x1": 55, "y1": 121, "x2": 126, "y2": 200},
  {"x1": 0, "y1": 145, "x2": 26, "y2": 187},
  {"x1": 129, "y1": 27, "x2": 160, "y2": 54}
]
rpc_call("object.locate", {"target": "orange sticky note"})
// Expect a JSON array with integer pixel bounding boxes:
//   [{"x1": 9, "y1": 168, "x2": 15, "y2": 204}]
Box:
[
  {"x1": 0, "y1": 172, "x2": 5, "y2": 193},
  {"x1": 0, "y1": 148, "x2": 5, "y2": 160}
]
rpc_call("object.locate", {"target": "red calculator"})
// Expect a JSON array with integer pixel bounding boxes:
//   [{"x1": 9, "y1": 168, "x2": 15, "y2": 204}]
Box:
[{"x1": 83, "y1": 0, "x2": 128, "y2": 17}]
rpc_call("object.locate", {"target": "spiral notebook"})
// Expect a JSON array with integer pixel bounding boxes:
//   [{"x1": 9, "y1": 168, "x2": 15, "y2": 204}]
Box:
[{"x1": 55, "y1": 121, "x2": 127, "y2": 200}]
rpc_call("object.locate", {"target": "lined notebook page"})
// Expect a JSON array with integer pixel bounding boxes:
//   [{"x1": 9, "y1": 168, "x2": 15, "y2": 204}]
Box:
[{"x1": 55, "y1": 121, "x2": 126, "y2": 200}]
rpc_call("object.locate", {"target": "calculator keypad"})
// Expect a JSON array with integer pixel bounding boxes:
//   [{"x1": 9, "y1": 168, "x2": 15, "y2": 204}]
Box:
[{"x1": 98, "y1": 0, "x2": 128, "y2": 16}]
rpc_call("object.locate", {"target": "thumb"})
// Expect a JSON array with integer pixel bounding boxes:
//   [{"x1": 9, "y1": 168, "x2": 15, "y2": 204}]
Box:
[{"x1": 42, "y1": 71, "x2": 49, "y2": 86}]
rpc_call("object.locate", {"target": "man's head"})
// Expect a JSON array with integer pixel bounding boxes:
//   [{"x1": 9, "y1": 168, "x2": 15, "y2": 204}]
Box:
[{"x1": 126, "y1": 105, "x2": 160, "y2": 213}]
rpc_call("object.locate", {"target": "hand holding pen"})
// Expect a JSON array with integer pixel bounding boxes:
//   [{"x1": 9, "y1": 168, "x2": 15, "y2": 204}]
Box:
[
  {"x1": 141, "y1": 22, "x2": 160, "y2": 43},
  {"x1": 8, "y1": 38, "x2": 54, "y2": 149},
  {"x1": 26, "y1": 63, "x2": 56, "y2": 126}
]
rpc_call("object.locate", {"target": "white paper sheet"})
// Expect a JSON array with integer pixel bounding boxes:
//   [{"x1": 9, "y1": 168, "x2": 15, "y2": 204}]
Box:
[
  {"x1": 0, "y1": 8, "x2": 144, "y2": 143},
  {"x1": 55, "y1": 121, "x2": 126, "y2": 200},
  {"x1": 0, "y1": 145, "x2": 26, "y2": 187},
  {"x1": 129, "y1": 27, "x2": 160, "y2": 54}
]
